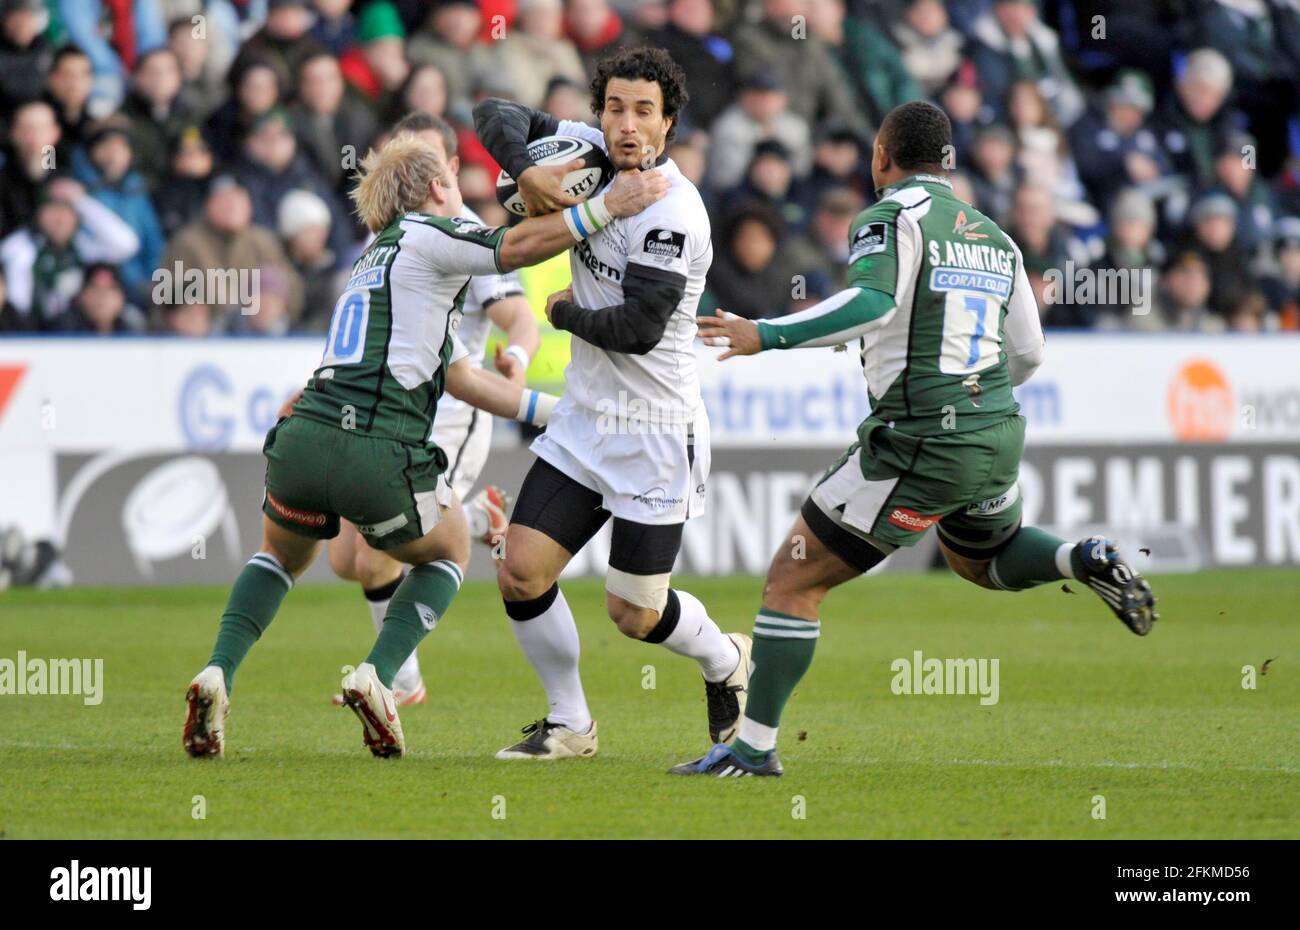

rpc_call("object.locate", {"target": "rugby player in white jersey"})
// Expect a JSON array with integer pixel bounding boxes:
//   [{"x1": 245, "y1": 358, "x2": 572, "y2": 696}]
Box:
[
  {"x1": 325, "y1": 112, "x2": 541, "y2": 707},
  {"x1": 474, "y1": 48, "x2": 749, "y2": 760}
]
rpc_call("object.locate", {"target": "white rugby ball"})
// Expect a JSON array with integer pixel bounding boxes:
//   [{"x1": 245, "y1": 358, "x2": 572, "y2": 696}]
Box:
[{"x1": 496, "y1": 135, "x2": 613, "y2": 217}]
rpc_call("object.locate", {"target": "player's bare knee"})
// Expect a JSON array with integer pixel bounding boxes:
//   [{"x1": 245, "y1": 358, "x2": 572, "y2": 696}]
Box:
[
  {"x1": 496, "y1": 557, "x2": 549, "y2": 602},
  {"x1": 354, "y1": 548, "x2": 400, "y2": 590},
  {"x1": 605, "y1": 594, "x2": 658, "y2": 639},
  {"x1": 942, "y1": 546, "x2": 998, "y2": 590},
  {"x1": 762, "y1": 578, "x2": 825, "y2": 620}
]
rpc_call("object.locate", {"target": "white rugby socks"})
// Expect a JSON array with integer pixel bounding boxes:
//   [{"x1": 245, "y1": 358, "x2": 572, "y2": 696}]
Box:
[
  {"x1": 506, "y1": 585, "x2": 593, "y2": 733},
  {"x1": 656, "y1": 589, "x2": 740, "y2": 682}
]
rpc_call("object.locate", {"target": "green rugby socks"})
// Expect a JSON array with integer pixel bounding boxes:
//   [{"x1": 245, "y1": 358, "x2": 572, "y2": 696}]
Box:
[
  {"x1": 987, "y1": 526, "x2": 1076, "y2": 591},
  {"x1": 365, "y1": 559, "x2": 462, "y2": 686},
  {"x1": 207, "y1": 553, "x2": 295, "y2": 693},
  {"x1": 732, "y1": 609, "x2": 820, "y2": 765}
]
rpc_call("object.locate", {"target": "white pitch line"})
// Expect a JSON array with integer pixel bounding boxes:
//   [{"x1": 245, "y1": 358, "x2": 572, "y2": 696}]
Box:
[{"x1": 930, "y1": 757, "x2": 1300, "y2": 775}]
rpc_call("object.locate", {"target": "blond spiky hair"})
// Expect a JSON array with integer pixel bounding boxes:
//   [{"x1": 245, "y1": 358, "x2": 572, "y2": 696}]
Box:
[{"x1": 350, "y1": 134, "x2": 448, "y2": 233}]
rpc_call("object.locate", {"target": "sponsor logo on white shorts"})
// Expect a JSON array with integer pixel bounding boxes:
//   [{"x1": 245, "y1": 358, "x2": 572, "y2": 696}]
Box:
[{"x1": 633, "y1": 487, "x2": 684, "y2": 511}]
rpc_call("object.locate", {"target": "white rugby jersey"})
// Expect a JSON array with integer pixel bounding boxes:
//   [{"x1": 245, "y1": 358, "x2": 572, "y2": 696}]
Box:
[{"x1": 555, "y1": 119, "x2": 712, "y2": 426}]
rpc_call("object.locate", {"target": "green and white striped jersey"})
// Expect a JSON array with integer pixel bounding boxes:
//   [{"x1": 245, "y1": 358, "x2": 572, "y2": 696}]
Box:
[
  {"x1": 294, "y1": 212, "x2": 506, "y2": 447},
  {"x1": 759, "y1": 174, "x2": 1044, "y2": 437}
]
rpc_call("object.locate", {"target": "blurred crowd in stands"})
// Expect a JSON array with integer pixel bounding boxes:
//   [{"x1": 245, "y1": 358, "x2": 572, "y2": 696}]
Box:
[{"x1": 0, "y1": 0, "x2": 1296, "y2": 338}]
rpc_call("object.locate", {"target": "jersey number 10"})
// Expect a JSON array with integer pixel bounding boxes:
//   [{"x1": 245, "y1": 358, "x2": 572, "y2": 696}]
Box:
[{"x1": 322, "y1": 289, "x2": 372, "y2": 366}]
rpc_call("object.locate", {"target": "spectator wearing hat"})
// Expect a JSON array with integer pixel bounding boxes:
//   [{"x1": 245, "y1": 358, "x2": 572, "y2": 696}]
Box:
[
  {"x1": 406, "y1": 1, "x2": 492, "y2": 116},
  {"x1": 1207, "y1": 130, "x2": 1277, "y2": 253},
  {"x1": 492, "y1": 0, "x2": 587, "y2": 111},
  {"x1": 158, "y1": 175, "x2": 303, "y2": 327},
  {"x1": 230, "y1": 0, "x2": 327, "y2": 100},
  {"x1": 291, "y1": 49, "x2": 378, "y2": 201},
  {"x1": 154, "y1": 125, "x2": 214, "y2": 237},
  {"x1": 787, "y1": 186, "x2": 866, "y2": 295},
  {"x1": 122, "y1": 47, "x2": 194, "y2": 192},
  {"x1": 43, "y1": 46, "x2": 95, "y2": 152},
  {"x1": 59, "y1": 0, "x2": 167, "y2": 114},
  {"x1": 0, "y1": 99, "x2": 62, "y2": 237},
  {"x1": 703, "y1": 201, "x2": 798, "y2": 321},
  {"x1": 1094, "y1": 188, "x2": 1165, "y2": 326},
  {"x1": 564, "y1": 0, "x2": 643, "y2": 79},
  {"x1": 891, "y1": 0, "x2": 964, "y2": 97},
  {"x1": 719, "y1": 139, "x2": 807, "y2": 230},
  {"x1": 1155, "y1": 250, "x2": 1224, "y2": 332},
  {"x1": 0, "y1": 176, "x2": 140, "y2": 330},
  {"x1": 1259, "y1": 216, "x2": 1300, "y2": 328},
  {"x1": 1071, "y1": 69, "x2": 1170, "y2": 213},
  {"x1": 277, "y1": 187, "x2": 344, "y2": 332},
  {"x1": 1153, "y1": 48, "x2": 1241, "y2": 194},
  {"x1": 1181, "y1": 190, "x2": 1253, "y2": 317},
  {"x1": 168, "y1": 15, "x2": 228, "y2": 121},
  {"x1": 71, "y1": 115, "x2": 166, "y2": 303},
  {"x1": 58, "y1": 262, "x2": 147, "y2": 335},
  {"x1": 646, "y1": 0, "x2": 736, "y2": 129},
  {"x1": 232, "y1": 107, "x2": 355, "y2": 267},
  {"x1": 706, "y1": 70, "x2": 811, "y2": 193},
  {"x1": 340, "y1": 0, "x2": 411, "y2": 109},
  {"x1": 792, "y1": 120, "x2": 871, "y2": 215},
  {"x1": 967, "y1": 124, "x2": 1020, "y2": 228},
  {"x1": 733, "y1": 0, "x2": 868, "y2": 136},
  {"x1": 0, "y1": 0, "x2": 55, "y2": 117},
  {"x1": 205, "y1": 56, "x2": 289, "y2": 164},
  {"x1": 310, "y1": 0, "x2": 358, "y2": 56},
  {"x1": 969, "y1": 0, "x2": 1085, "y2": 129}
]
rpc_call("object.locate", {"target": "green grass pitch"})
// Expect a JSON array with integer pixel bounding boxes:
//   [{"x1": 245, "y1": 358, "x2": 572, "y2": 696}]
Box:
[{"x1": 1, "y1": 568, "x2": 1297, "y2": 839}]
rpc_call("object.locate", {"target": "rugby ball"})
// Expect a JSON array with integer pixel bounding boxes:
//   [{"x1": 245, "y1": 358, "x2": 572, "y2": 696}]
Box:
[{"x1": 496, "y1": 134, "x2": 613, "y2": 217}]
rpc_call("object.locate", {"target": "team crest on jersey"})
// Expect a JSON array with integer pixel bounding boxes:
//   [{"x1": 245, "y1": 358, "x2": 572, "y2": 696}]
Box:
[
  {"x1": 953, "y1": 210, "x2": 987, "y2": 240},
  {"x1": 849, "y1": 222, "x2": 887, "y2": 262},
  {"x1": 642, "y1": 228, "x2": 686, "y2": 262},
  {"x1": 449, "y1": 218, "x2": 490, "y2": 236}
]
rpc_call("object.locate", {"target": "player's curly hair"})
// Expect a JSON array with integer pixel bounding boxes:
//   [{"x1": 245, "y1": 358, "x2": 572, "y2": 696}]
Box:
[
  {"x1": 350, "y1": 133, "x2": 449, "y2": 234},
  {"x1": 878, "y1": 100, "x2": 953, "y2": 172},
  {"x1": 590, "y1": 46, "x2": 689, "y2": 145}
]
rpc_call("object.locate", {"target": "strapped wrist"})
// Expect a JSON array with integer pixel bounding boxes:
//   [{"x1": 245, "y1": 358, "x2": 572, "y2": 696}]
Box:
[{"x1": 562, "y1": 193, "x2": 612, "y2": 242}]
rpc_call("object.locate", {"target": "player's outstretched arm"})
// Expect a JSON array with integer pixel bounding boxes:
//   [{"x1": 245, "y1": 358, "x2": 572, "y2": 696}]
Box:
[
  {"x1": 497, "y1": 169, "x2": 669, "y2": 272},
  {"x1": 697, "y1": 287, "x2": 897, "y2": 359},
  {"x1": 444, "y1": 356, "x2": 557, "y2": 426}
]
